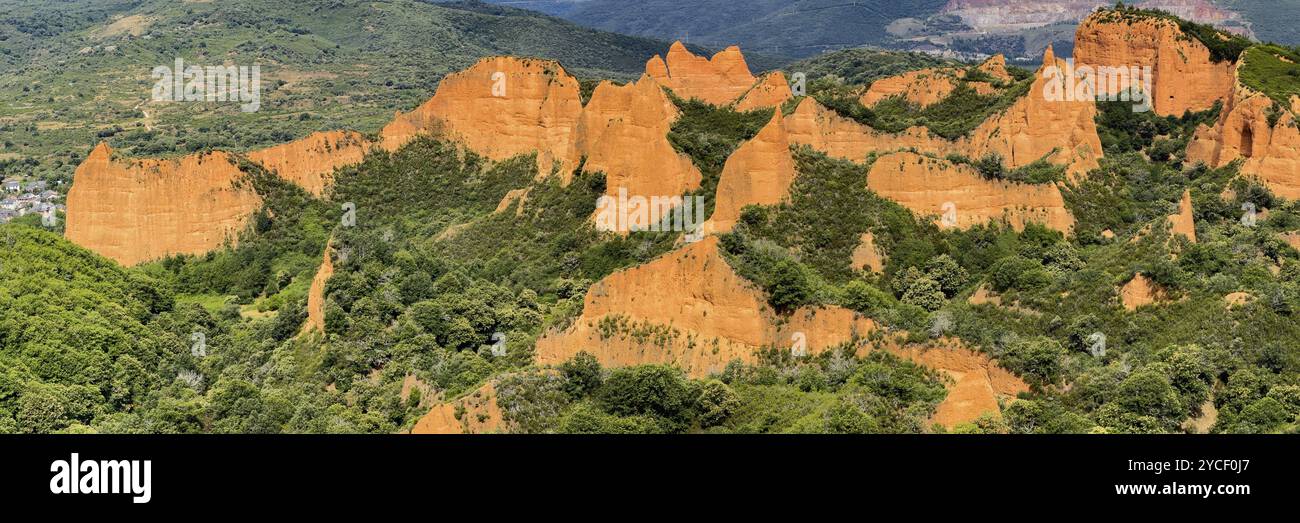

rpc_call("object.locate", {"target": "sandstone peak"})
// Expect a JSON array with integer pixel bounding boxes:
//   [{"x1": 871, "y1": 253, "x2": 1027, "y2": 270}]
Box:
[
  {"x1": 866, "y1": 152, "x2": 1074, "y2": 233},
  {"x1": 535, "y1": 235, "x2": 1027, "y2": 428},
  {"x1": 1073, "y1": 10, "x2": 1237, "y2": 116},
  {"x1": 706, "y1": 109, "x2": 797, "y2": 234},
  {"x1": 1169, "y1": 189, "x2": 1197, "y2": 242},
  {"x1": 974, "y1": 54, "x2": 1012, "y2": 83},
  {"x1": 647, "y1": 42, "x2": 757, "y2": 105},
  {"x1": 579, "y1": 74, "x2": 701, "y2": 197},
  {"x1": 89, "y1": 141, "x2": 113, "y2": 161},
  {"x1": 381, "y1": 55, "x2": 584, "y2": 177},
  {"x1": 735, "y1": 72, "x2": 794, "y2": 111}
]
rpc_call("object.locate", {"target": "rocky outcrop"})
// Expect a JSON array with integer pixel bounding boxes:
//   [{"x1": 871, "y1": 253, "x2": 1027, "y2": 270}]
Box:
[
  {"x1": 535, "y1": 237, "x2": 880, "y2": 377},
  {"x1": 851, "y1": 232, "x2": 885, "y2": 273},
  {"x1": 861, "y1": 68, "x2": 958, "y2": 108},
  {"x1": 861, "y1": 56, "x2": 1009, "y2": 109},
  {"x1": 535, "y1": 236, "x2": 1027, "y2": 428},
  {"x1": 889, "y1": 339, "x2": 1029, "y2": 428},
  {"x1": 1187, "y1": 82, "x2": 1300, "y2": 199},
  {"x1": 963, "y1": 46, "x2": 1103, "y2": 180},
  {"x1": 975, "y1": 54, "x2": 1013, "y2": 83},
  {"x1": 1073, "y1": 10, "x2": 1237, "y2": 117},
  {"x1": 786, "y1": 47, "x2": 1102, "y2": 181},
  {"x1": 784, "y1": 98, "x2": 949, "y2": 163},
  {"x1": 301, "y1": 241, "x2": 333, "y2": 335},
  {"x1": 65, "y1": 143, "x2": 262, "y2": 266},
  {"x1": 66, "y1": 130, "x2": 368, "y2": 264},
  {"x1": 866, "y1": 152, "x2": 1074, "y2": 232},
  {"x1": 380, "y1": 56, "x2": 584, "y2": 177},
  {"x1": 495, "y1": 188, "x2": 531, "y2": 217},
  {"x1": 246, "y1": 130, "x2": 370, "y2": 197},
  {"x1": 579, "y1": 76, "x2": 701, "y2": 196},
  {"x1": 735, "y1": 72, "x2": 793, "y2": 111},
  {"x1": 1168, "y1": 189, "x2": 1197, "y2": 242},
  {"x1": 410, "y1": 381, "x2": 503, "y2": 434},
  {"x1": 705, "y1": 111, "x2": 797, "y2": 233},
  {"x1": 1121, "y1": 273, "x2": 1166, "y2": 311},
  {"x1": 646, "y1": 42, "x2": 757, "y2": 106}
]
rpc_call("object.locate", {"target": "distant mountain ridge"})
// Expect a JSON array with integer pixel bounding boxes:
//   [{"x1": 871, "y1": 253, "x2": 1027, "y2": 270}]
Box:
[{"x1": 479, "y1": 0, "x2": 1299, "y2": 62}]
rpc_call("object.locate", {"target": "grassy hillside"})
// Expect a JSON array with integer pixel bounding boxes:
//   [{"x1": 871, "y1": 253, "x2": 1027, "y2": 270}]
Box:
[{"x1": 0, "y1": 0, "x2": 691, "y2": 186}]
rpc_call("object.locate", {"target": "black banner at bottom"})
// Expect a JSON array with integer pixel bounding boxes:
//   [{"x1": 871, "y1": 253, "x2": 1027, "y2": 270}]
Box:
[{"x1": 0, "y1": 435, "x2": 1288, "y2": 513}]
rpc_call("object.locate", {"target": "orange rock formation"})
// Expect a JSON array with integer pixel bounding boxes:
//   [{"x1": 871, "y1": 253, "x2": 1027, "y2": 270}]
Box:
[
  {"x1": 301, "y1": 240, "x2": 333, "y2": 335},
  {"x1": 963, "y1": 46, "x2": 1103, "y2": 180},
  {"x1": 735, "y1": 72, "x2": 794, "y2": 111},
  {"x1": 889, "y1": 340, "x2": 1028, "y2": 428},
  {"x1": 646, "y1": 42, "x2": 757, "y2": 106},
  {"x1": 1187, "y1": 83, "x2": 1300, "y2": 199},
  {"x1": 784, "y1": 97, "x2": 947, "y2": 163},
  {"x1": 1168, "y1": 189, "x2": 1197, "y2": 242},
  {"x1": 861, "y1": 69, "x2": 958, "y2": 108},
  {"x1": 860, "y1": 56, "x2": 1009, "y2": 109},
  {"x1": 579, "y1": 76, "x2": 702, "y2": 196},
  {"x1": 1073, "y1": 11, "x2": 1236, "y2": 117},
  {"x1": 535, "y1": 237, "x2": 1027, "y2": 428},
  {"x1": 850, "y1": 232, "x2": 885, "y2": 273},
  {"x1": 1121, "y1": 273, "x2": 1166, "y2": 311},
  {"x1": 785, "y1": 47, "x2": 1102, "y2": 181},
  {"x1": 246, "y1": 130, "x2": 370, "y2": 197},
  {"x1": 65, "y1": 143, "x2": 263, "y2": 265},
  {"x1": 866, "y1": 152, "x2": 1075, "y2": 232},
  {"x1": 380, "y1": 56, "x2": 584, "y2": 177},
  {"x1": 705, "y1": 110, "x2": 797, "y2": 233},
  {"x1": 410, "y1": 382, "x2": 503, "y2": 434},
  {"x1": 536, "y1": 237, "x2": 880, "y2": 376}
]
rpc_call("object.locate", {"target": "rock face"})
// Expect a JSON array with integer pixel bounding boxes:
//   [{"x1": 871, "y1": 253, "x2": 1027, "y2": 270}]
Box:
[
  {"x1": 963, "y1": 46, "x2": 1103, "y2": 180},
  {"x1": 867, "y1": 152, "x2": 1075, "y2": 232},
  {"x1": 1121, "y1": 273, "x2": 1165, "y2": 311},
  {"x1": 378, "y1": 57, "x2": 702, "y2": 199},
  {"x1": 536, "y1": 237, "x2": 879, "y2": 376},
  {"x1": 785, "y1": 47, "x2": 1102, "y2": 181},
  {"x1": 861, "y1": 69, "x2": 958, "y2": 108},
  {"x1": 706, "y1": 111, "x2": 797, "y2": 233},
  {"x1": 301, "y1": 241, "x2": 333, "y2": 335},
  {"x1": 975, "y1": 54, "x2": 1013, "y2": 83},
  {"x1": 410, "y1": 382, "x2": 503, "y2": 434},
  {"x1": 889, "y1": 340, "x2": 1029, "y2": 428},
  {"x1": 535, "y1": 236, "x2": 1027, "y2": 428},
  {"x1": 380, "y1": 56, "x2": 584, "y2": 177},
  {"x1": 67, "y1": 130, "x2": 369, "y2": 265},
  {"x1": 579, "y1": 76, "x2": 701, "y2": 196},
  {"x1": 65, "y1": 143, "x2": 263, "y2": 266},
  {"x1": 860, "y1": 56, "x2": 1010, "y2": 109},
  {"x1": 246, "y1": 131, "x2": 370, "y2": 197},
  {"x1": 1073, "y1": 11, "x2": 1236, "y2": 117},
  {"x1": 850, "y1": 232, "x2": 885, "y2": 273},
  {"x1": 784, "y1": 97, "x2": 948, "y2": 162},
  {"x1": 646, "y1": 42, "x2": 757, "y2": 106},
  {"x1": 1187, "y1": 84, "x2": 1300, "y2": 199},
  {"x1": 1168, "y1": 189, "x2": 1197, "y2": 242},
  {"x1": 735, "y1": 72, "x2": 793, "y2": 111}
]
